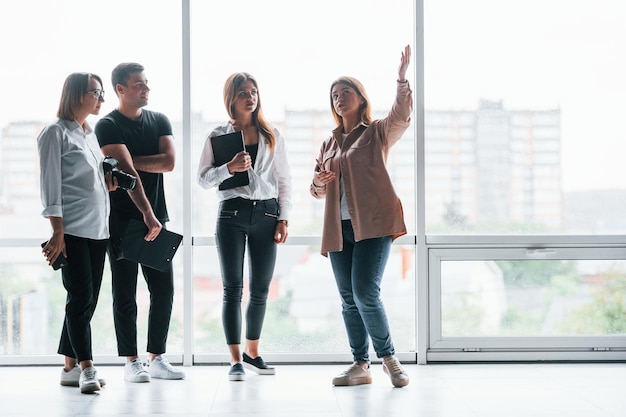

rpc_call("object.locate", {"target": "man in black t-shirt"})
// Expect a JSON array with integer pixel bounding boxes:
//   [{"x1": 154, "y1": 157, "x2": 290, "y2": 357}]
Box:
[{"x1": 95, "y1": 62, "x2": 184, "y2": 383}]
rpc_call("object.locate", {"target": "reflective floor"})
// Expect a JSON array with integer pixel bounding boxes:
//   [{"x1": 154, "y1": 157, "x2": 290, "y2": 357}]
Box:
[{"x1": 1, "y1": 362, "x2": 625, "y2": 416}]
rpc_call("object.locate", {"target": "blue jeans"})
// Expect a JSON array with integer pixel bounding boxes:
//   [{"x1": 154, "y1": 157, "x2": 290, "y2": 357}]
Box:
[
  {"x1": 329, "y1": 220, "x2": 395, "y2": 363},
  {"x1": 216, "y1": 197, "x2": 279, "y2": 345}
]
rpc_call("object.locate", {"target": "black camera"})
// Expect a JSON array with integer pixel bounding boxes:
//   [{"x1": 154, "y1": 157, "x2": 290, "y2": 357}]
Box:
[{"x1": 103, "y1": 156, "x2": 137, "y2": 191}]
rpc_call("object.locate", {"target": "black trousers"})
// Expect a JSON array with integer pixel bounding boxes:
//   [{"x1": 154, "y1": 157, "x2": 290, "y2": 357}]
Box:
[
  {"x1": 57, "y1": 234, "x2": 108, "y2": 362},
  {"x1": 108, "y1": 216, "x2": 174, "y2": 357},
  {"x1": 215, "y1": 197, "x2": 279, "y2": 345}
]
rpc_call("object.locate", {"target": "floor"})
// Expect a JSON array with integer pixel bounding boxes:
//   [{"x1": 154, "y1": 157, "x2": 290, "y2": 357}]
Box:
[{"x1": 1, "y1": 362, "x2": 625, "y2": 416}]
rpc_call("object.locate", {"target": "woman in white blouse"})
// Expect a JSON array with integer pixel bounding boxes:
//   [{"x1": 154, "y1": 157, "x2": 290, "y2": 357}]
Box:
[
  {"x1": 197, "y1": 72, "x2": 292, "y2": 381},
  {"x1": 38, "y1": 72, "x2": 116, "y2": 393}
]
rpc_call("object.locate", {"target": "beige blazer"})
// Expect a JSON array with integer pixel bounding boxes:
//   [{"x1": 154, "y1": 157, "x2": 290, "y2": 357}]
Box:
[{"x1": 311, "y1": 81, "x2": 413, "y2": 256}]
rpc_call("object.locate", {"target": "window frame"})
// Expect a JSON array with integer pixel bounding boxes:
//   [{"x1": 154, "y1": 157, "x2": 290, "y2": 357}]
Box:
[{"x1": 2, "y1": 0, "x2": 626, "y2": 366}]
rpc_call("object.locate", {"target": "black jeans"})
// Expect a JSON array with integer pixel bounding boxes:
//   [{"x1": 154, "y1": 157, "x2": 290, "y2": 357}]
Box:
[
  {"x1": 57, "y1": 234, "x2": 108, "y2": 362},
  {"x1": 216, "y1": 197, "x2": 279, "y2": 345},
  {"x1": 107, "y1": 215, "x2": 174, "y2": 356}
]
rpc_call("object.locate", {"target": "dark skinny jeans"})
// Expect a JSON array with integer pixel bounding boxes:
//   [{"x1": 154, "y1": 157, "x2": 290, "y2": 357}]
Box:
[{"x1": 216, "y1": 197, "x2": 279, "y2": 345}]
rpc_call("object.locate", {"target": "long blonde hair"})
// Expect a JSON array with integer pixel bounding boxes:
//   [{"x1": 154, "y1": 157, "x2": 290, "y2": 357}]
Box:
[
  {"x1": 329, "y1": 76, "x2": 372, "y2": 127},
  {"x1": 223, "y1": 72, "x2": 276, "y2": 149}
]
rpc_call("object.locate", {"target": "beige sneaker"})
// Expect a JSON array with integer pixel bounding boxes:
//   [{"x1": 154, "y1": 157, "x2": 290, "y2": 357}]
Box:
[
  {"x1": 382, "y1": 356, "x2": 409, "y2": 387},
  {"x1": 332, "y1": 362, "x2": 372, "y2": 386}
]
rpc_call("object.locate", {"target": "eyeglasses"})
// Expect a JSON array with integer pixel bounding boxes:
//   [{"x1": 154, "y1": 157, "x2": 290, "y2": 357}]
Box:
[
  {"x1": 238, "y1": 89, "x2": 258, "y2": 98},
  {"x1": 86, "y1": 89, "x2": 105, "y2": 100}
]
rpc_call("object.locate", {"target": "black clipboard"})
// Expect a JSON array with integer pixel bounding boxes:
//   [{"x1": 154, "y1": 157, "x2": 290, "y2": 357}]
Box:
[
  {"x1": 115, "y1": 219, "x2": 183, "y2": 272},
  {"x1": 211, "y1": 131, "x2": 249, "y2": 190}
]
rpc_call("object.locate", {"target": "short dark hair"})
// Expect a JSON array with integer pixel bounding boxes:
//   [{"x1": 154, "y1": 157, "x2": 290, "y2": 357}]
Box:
[
  {"x1": 111, "y1": 62, "x2": 144, "y2": 92},
  {"x1": 56, "y1": 72, "x2": 103, "y2": 120}
]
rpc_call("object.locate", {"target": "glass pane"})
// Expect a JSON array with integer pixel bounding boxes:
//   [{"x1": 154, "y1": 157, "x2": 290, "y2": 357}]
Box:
[
  {"x1": 425, "y1": 0, "x2": 626, "y2": 234},
  {"x1": 193, "y1": 245, "x2": 416, "y2": 354},
  {"x1": 190, "y1": 0, "x2": 416, "y2": 237},
  {"x1": 441, "y1": 259, "x2": 626, "y2": 337},
  {"x1": 0, "y1": 247, "x2": 113, "y2": 355},
  {"x1": 190, "y1": 0, "x2": 416, "y2": 355},
  {"x1": 0, "y1": 248, "x2": 185, "y2": 356},
  {"x1": 0, "y1": 0, "x2": 183, "y2": 239},
  {"x1": 0, "y1": 0, "x2": 183, "y2": 357}
]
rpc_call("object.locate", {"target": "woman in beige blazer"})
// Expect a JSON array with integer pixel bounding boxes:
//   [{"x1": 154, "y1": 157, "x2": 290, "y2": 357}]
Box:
[{"x1": 310, "y1": 45, "x2": 412, "y2": 388}]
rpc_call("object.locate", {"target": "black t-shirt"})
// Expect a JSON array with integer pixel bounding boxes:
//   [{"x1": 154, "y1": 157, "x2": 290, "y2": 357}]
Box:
[{"x1": 95, "y1": 109, "x2": 172, "y2": 227}]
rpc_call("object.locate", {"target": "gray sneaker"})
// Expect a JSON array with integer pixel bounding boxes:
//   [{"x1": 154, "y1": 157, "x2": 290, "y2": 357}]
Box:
[
  {"x1": 382, "y1": 356, "x2": 409, "y2": 387},
  {"x1": 79, "y1": 366, "x2": 101, "y2": 393},
  {"x1": 124, "y1": 358, "x2": 151, "y2": 383},
  {"x1": 332, "y1": 362, "x2": 372, "y2": 386}
]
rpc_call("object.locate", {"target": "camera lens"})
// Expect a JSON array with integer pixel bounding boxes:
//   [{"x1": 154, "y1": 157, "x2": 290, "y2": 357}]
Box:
[{"x1": 113, "y1": 171, "x2": 137, "y2": 191}]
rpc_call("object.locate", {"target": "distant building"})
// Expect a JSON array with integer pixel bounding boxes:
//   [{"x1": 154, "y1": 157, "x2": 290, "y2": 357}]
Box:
[
  {"x1": 0, "y1": 100, "x2": 563, "y2": 238},
  {"x1": 0, "y1": 121, "x2": 46, "y2": 236},
  {"x1": 425, "y1": 99, "x2": 562, "y2": 232}
]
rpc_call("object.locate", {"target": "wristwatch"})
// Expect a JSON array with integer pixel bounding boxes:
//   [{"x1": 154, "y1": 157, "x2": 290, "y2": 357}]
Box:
[{"x1": 278, "y1": 220, "x2": 288, "y2": 226}]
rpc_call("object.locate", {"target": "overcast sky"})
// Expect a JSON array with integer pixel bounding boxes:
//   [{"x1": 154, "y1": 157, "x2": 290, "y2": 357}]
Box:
[{"x1": 1, "y1": 0, "x2": 625, "y2": 192}]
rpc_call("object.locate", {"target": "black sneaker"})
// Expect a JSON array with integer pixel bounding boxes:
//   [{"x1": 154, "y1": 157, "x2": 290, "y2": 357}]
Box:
[
  {"x1": 228, "y1": 363, "x2": 246, "y2": 381},
  {"x1": 242, "y1": 352, "x2": 276, "y2": 375}
]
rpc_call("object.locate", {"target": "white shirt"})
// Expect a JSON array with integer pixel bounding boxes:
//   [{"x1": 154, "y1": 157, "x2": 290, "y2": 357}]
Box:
[
  {"x1": 339, "y1": 133, "x2": 351, "y2": 220},
  {"x1": 37, "y1": 119, "x2": 110, "y2": 239},
  {"x1": 197, "y1": 122, "x2": 292, "y2": 221}
]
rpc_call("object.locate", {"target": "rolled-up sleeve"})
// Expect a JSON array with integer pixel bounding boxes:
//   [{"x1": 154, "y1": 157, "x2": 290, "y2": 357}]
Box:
[{"x1": 37, "y1": 125, "x2": 64, "y2": 218}]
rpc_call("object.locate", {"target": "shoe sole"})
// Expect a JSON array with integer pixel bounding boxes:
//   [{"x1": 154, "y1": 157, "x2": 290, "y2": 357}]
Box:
[
  {"x1": 228, "y1": 374, "x2": 246, "y2": 381},
  {"x1": 150, "y1": 374, "x2": 185, "y2": 380},
  {"x1": 124, "y1": 376, "x2": 151, "y2": 383},
  {"x1": 61, "y1": 379, "x2": 106, "y2": 387},
  {"x1": 332, "y1": 376, "x2": 372, "y2": 386},
  {"x1": 242, "y1": 362, "x2": 276, "y2": 375},
  {"x1": 80, "y1": 383, "x2": 101, "y2": 393}
]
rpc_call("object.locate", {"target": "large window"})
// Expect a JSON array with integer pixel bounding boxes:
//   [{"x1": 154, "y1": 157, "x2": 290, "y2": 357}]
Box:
[
  {"x1": 0, "y1": 0, "x2": 415, "y2": 362},
  {"x1": 423, "y1": 0, "x2": 626, "y2": 362},
  {"x1": 3, "y1": 0, "x2": 626, "y2": 365},
  {"x1": 0, "y1": 0, "x2": 184, "y2": 358},
  {"x1": 424, "y1": 0, "x2": 626, "y2": 235},
  {"x1": 189, "y1": 0, "x2": 415, "y2": 359}
]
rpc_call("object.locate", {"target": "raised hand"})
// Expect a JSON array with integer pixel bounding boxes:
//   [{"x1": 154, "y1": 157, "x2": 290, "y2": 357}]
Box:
[{"x1": 398, "y1": 44, "x2": 411, "y2": 82}]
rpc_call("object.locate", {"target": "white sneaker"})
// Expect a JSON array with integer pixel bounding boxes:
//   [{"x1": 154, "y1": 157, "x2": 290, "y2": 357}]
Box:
[
  {"x1": 124, "y1": 358, "x2": 151, "y2": 383},
  {"x1": 147, "y1": 356, "x2": 185, "y2": 380},
  {"x1": 60, "y1": 364, "x2": 106, "y2": 387},
  {"x1": 79, "y1": 366, "x2": 101, "y2": 393}
]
